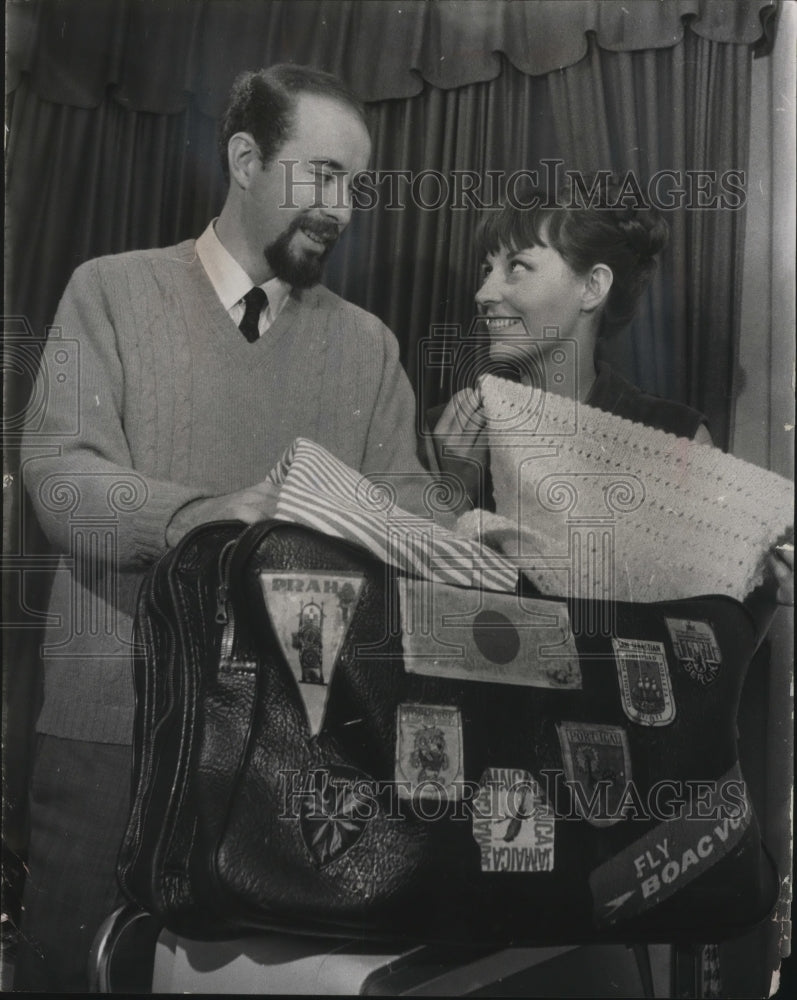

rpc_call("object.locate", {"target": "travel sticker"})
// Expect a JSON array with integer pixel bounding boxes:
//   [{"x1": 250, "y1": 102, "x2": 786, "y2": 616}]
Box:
[
  {"x1": 589, "y1": 763, "x2": 751, "y2": 925},
  {"x1": 395, "y1": 703, "x2": 464, "y2": 801},
  {"x1": 557, "y1": 722, "x2": 631, "y2": 828},
  {"x1": 260, "y1": 571, "x2": 364, "y2": 734},
  {"x1": 665, "y1": 618, "x2": 722, "y2": 686},
  {"x1": 612, "y1": 637, "x2": 675, "y2": 726},
  {"x1": 398, "y1": 577, "x2": 581, "y2": 689},
  {"x1": 472, "y1": 767, "x2": 555, "y2": 872},
  {"x1": 297, "y1": 764, "x2": 374, "y2": 868}
]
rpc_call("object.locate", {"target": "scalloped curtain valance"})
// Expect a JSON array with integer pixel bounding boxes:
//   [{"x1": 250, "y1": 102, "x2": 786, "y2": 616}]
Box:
[{"x1": 7, "y1": 0, "x2": 776, "y2": 113}]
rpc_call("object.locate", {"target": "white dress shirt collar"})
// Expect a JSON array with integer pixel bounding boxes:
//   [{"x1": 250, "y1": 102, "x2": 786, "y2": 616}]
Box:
[{"x1": 195, "y1": 220, "x2": 291, "y2": 325}]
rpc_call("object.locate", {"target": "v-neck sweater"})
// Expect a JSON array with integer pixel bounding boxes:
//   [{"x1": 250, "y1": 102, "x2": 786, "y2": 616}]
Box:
[{"x1": 22, "y1": 240, "x2": 426, "y2": 743}]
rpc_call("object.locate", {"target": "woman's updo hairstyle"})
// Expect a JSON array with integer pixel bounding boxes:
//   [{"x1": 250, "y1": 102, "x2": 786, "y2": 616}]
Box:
[{"x1": 476, "y1": 174, "x2": 670, "y2": 336}]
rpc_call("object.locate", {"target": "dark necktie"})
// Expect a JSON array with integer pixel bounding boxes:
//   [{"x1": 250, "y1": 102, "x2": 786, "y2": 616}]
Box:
[{"x1": 238, "y1": 286, "x2": 268, "y2": 342}]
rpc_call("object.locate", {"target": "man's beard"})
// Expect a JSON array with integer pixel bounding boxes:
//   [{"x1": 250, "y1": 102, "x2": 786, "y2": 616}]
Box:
[{"x1": 264, "y1": 213, "x2": 340, "y2": 289}]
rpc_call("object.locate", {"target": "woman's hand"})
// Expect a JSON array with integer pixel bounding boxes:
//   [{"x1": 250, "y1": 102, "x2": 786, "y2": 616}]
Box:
[
  {"x1": 768, "y1": 543, "x2": 794, "y2": 606},
  {"x1": 431, "y1": 387, "x2": 489, "y2": 504}
]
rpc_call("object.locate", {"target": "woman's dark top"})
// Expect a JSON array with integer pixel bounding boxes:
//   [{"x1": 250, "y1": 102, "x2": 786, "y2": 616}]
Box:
[{"x1": 587, "y1": 361, "x2": 706, "y2": 440}]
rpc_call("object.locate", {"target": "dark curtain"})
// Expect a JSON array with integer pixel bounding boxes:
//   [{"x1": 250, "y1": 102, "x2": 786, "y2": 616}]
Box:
[
  {"x1": 544, "y1": 34, "x2": 754, "y2": 431},
  {"x1": 1, "y1": 0, "x2": 776, "y2": 884},
  {"x1": 5, "y1": 36, "x2": 758, "y2": 434},
  {"x1": 7, "y1": 0, "x2": 775, "y2": 106}
]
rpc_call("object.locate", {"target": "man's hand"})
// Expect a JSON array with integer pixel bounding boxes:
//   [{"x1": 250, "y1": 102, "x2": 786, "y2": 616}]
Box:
[
  {"x1": 166, "y1": 479, "x2": 280, "y2": 546},
  {"x1": 431, "y1": 387, "x2": 489, "y2": 503}
]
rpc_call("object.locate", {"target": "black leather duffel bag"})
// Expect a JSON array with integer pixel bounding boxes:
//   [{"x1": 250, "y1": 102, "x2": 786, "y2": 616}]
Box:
[{"x1": 117, "y1": 519, "x2": 778, "y2": 945}]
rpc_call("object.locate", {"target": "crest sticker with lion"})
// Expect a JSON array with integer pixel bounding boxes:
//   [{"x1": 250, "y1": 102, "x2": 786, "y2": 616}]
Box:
[{"x1": 395, "y1": 703, "x2": 463, "y2": 801}]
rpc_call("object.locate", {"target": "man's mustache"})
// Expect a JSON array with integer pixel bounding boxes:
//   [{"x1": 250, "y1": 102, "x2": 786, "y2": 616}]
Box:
[{"x1": 296, "y1": 215, "x2": 342, "y2": 246}]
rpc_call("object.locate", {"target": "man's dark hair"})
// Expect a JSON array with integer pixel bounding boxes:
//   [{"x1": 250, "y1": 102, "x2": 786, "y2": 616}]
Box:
[{"x1": 217, "y1": 64, "x2": 367, "y2": 182}]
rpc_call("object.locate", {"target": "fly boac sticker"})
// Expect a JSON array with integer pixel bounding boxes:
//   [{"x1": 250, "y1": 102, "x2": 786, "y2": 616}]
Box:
[
  {"x1": 260, "y1": 571, "x2": 365, "y2": 734},
  {"x1": 589, "y1": 763, "x2": 751, "y2": 925}
]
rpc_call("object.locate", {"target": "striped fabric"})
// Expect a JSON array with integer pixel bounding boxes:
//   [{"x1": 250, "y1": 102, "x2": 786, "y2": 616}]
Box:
[{"x1": 268, "y1": 438, "x2": 518, "y2": 593}]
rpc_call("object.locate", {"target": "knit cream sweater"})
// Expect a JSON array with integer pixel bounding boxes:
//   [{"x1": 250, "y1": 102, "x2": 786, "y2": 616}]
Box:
[{"x1": 21, "y1": 241, "x2": 427, "y2": 743}]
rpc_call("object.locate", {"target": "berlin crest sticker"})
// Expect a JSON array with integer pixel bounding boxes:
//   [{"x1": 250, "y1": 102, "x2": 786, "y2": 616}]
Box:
[
  {"x1": 665, "y1": 618, "x2": 722, "y2": 686},
  {"x1": 612, "y1": 637, "x2": 675, "y2": 726},
  {"x1": 260, "y1": 571, "x2": 364, "y2": 734}
]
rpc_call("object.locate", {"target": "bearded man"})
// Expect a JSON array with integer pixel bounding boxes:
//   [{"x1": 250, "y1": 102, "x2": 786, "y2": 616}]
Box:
[{"x1": 17, "y1": 64, "x2": 429, "y2": 991}]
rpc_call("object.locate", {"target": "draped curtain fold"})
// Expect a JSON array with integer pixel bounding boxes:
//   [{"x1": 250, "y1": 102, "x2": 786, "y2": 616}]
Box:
[{"x1": 7, "y1": 0, "x2": 775, "y2": 108}]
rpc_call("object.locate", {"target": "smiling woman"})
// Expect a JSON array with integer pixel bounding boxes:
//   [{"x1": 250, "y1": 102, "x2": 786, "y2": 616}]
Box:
[
  {"x1": 428, "y1": 177, "x2": 792, "y2": 606},
  {"x1": 471, "y1": 178, "x2": 671, "y2": 404},
  {"x1": 476, "y1": 243, "x2": 593, "y2": 387},
  {"x1": 429, "y1": 177, "x2": 710, "y2": 506}
]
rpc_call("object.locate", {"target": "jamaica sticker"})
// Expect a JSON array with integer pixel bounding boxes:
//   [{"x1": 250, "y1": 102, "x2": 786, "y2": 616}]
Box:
[{"x1": 472, "y1": 767, "x2": 555, "y2": 872}]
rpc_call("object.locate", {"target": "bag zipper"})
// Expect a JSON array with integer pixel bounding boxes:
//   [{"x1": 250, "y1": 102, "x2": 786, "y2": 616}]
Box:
[
  {"x1": 215, "y1": 522, "x2": 283, "y2": 671},
  {"x1": 216, "y1": 538, "x2": 241, "y2": 668}
]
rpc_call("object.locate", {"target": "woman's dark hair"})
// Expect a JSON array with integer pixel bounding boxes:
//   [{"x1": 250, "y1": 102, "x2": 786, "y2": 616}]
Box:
[
  {"x1": 476, "y1": 175, "x2": 670, "y2": 336},
  {"x1": 218, "y1": 64, "x2": 367, "y2": 182}
]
